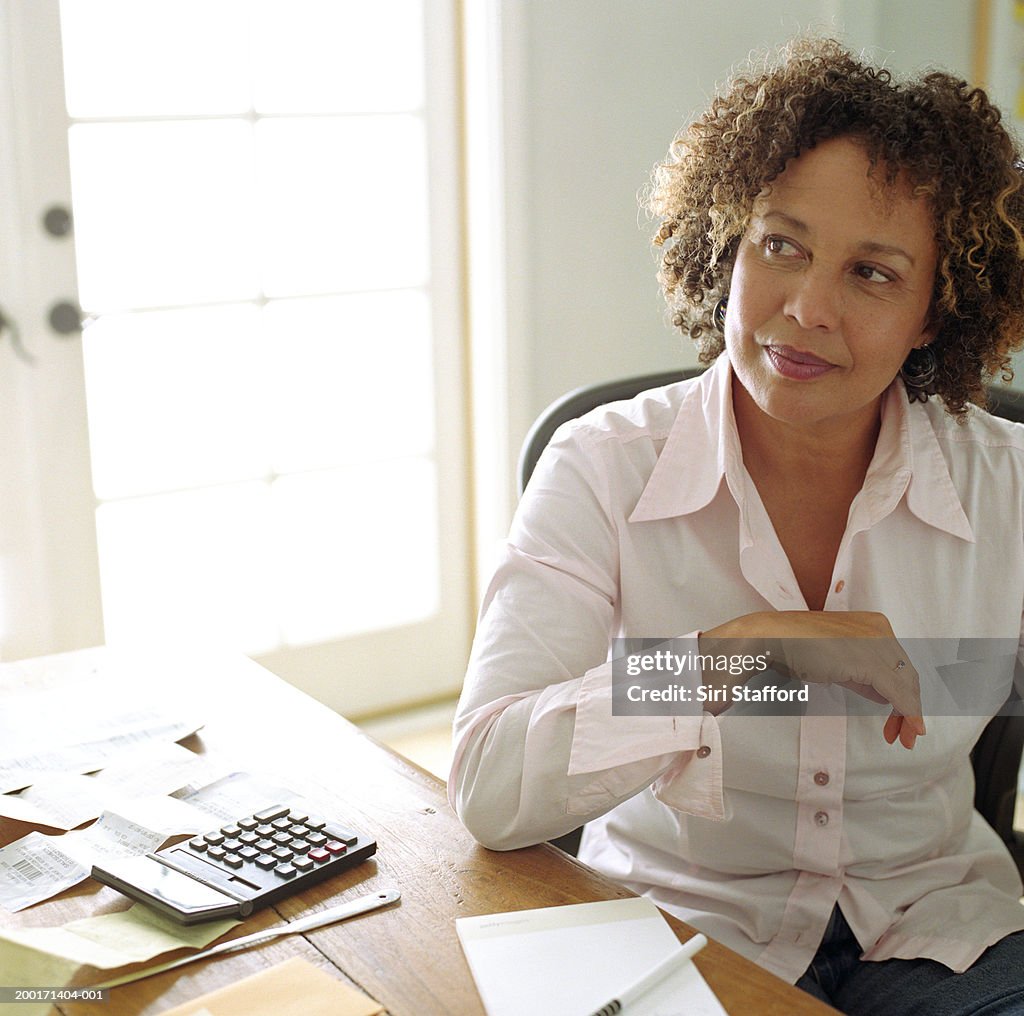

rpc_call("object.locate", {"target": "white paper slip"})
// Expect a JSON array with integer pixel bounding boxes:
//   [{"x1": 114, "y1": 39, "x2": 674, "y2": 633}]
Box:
[
  {"x1": 456, "y1": 897, "x2": 727, "y2": 1016},
  {"x1": 0, "y1": 812, "x2": 166, "y2": 912},
  {"x1": 0, "y1": 711, "x2": 204, "y2": 794}
]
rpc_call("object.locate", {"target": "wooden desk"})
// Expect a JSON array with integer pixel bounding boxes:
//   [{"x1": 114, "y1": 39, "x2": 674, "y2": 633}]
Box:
[{"x1": 0, "y1": 650, "x2": 835, "y2": 1015}]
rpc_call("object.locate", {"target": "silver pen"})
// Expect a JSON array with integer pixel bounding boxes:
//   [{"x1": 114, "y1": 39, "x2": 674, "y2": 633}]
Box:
[{"x1": 96, "y1": 888, "x2": 401, "y2": 989}]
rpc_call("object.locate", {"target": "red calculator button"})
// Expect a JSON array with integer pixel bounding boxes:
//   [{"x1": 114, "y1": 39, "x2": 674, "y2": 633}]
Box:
[
  {"x1": 325, "y1": 840, "x2": 348, "y2": 856},
  {"x1": 308, "y1": 847, "x2": 331, "y2": 863}
]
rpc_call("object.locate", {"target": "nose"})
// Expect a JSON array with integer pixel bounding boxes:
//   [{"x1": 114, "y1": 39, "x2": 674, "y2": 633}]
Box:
[{"x1": 784, "y1": 266, "x2": 841, "y2": 332}]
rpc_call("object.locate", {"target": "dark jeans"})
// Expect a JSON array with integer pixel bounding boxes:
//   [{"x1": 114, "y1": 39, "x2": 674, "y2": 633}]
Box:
[{"x1": 795, "y1": 907, "x2": 1024, "y2": 1015}]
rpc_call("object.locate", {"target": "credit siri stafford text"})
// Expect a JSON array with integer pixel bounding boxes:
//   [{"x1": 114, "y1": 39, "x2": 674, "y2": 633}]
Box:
[{"x1": 618, "y1": 647, "x2": 810, "y2": 709}]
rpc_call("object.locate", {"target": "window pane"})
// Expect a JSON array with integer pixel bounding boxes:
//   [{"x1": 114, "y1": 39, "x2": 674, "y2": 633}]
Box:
[
  {"x1": 83, "y1": 305, "x2": 269, "y2": 500},
  {"x1": 255, "y1": 115, "x2": 429, "y2": 296},
  {"x1": 252, "y1": 0, "x2": 424, "y2": 114},
  {"x1": 263, "y1": 291, "x2": 434, "y2": 474},
  {"x1": 96, "y1": 483, "x2": 279, "y2": 654},
  {"x1": 69, "y1": 121, "x2": 258, "y2": 310},
  {"x1": 271, "y1": 459, "x2": 439, "y2": 646},
  {"x1": 60, "y1": 0, "x2": 251, "y2": 117}
]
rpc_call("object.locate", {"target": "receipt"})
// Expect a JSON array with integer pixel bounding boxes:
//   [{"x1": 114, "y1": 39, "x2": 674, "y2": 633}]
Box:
[
  {"x1": 177, "y1": 771, "x2": 295, "y2": 822},
  {"x1": 0, "y1": 805, "x2": 209, "y2": 913},
  {"x1": 0, "y1": 770, "x2": 285, "y2": 913},
  {"x1": 0, "y1": 833, "x2": 83, "y2": 912},
  {"x1": 0, "y1": 710, "x2": 204, "y2": 795},
  {"x1": 0, "y1": 743, "x2": 226, "y2": 830}
]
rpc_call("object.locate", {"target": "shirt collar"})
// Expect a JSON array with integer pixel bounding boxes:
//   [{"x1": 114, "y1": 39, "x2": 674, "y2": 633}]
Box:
[
  {"x1": 885, "y1": 383, "x2": 974, "y2": 542},
  {"x1": 629, "y1": 355, "x2": 974, "y2": 543},
  {"x1": 629, "y1": 354, "x2": 739, "y2": 522}
]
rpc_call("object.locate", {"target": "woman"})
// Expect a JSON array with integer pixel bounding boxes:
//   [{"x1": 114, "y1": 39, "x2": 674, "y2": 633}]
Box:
[{"x1": 449, "y1": 38, "x2": 1024, "y2": 1014}]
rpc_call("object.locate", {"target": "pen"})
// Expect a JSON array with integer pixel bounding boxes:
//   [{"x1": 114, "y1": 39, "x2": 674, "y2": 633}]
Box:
[
  {"x1": 94, "y1": 889, "x2": 401, "y2": 989},
  {"x1": 587, "y1": 932, "x2": 708, "y2": 1016}
]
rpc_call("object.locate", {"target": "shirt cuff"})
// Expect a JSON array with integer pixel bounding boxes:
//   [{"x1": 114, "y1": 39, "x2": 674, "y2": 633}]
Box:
[
  {"x1": 567, "y1": 633, "x2": 725, "y2": 818},
  {"x1": 651, "y1": 716, "x2": 726, "y2": 820}
]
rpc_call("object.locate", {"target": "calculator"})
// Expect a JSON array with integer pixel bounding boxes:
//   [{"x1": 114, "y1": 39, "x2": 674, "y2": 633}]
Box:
[{"x1": 91, "y1": 804, "x2": 378, "y2": 924}]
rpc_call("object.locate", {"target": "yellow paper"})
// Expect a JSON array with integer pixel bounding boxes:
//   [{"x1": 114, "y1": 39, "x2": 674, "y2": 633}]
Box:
[
  {"x1": 0, "y1": 904, "x2": 237, "y2": 969},
  {"x1": 0, "y1": 940, "x2": 78, "y2": 1016},
  {"x1": 156, "y1": 957, "x2": 384, "y2": 1016}
]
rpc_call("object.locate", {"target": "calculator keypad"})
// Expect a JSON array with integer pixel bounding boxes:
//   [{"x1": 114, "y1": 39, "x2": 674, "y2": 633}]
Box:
[
  {"x1": 189, "y1": 806, "x2": 352, "y2": 880},
  {"x1": 142, "y1": 801, "x2": 377, "y2": 920}
]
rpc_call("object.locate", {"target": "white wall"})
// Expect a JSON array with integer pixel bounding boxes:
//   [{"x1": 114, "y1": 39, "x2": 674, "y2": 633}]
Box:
[
  {"x1": 504, "y1": 0, "x2": 974, "y2": 421},
  {"x1": 470, "y1": 0, "x2": 980, "y2": 567}
]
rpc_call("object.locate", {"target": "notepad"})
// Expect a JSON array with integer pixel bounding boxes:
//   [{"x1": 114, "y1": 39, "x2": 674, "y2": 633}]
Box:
[{"x1": 456, "y1": 897, "x2": 727, "y2": 1016}]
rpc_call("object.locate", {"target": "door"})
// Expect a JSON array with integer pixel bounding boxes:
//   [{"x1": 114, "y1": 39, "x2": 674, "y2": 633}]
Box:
[{"x1": 0, "y1": 0, "x2": 472, "y2": 717}]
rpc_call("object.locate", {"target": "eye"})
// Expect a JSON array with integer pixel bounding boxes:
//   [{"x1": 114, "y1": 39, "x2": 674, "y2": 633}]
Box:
[
  {"x1": 853, "y1": 263, "x2": 895, "y2": 284},
  {"x1": 761, "y1": 234, "x2": 801, "y2": 259}
]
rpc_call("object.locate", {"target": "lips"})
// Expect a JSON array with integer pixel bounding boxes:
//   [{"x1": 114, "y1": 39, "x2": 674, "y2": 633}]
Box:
[{"x1": 764, "y1": 344, "x2": 835, "y2": 380}]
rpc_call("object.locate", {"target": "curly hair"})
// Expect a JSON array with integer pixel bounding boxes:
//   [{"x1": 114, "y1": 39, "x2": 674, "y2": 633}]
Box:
[{"x1": 647, "y1": 36, "x2": 1024, "y2": 417}]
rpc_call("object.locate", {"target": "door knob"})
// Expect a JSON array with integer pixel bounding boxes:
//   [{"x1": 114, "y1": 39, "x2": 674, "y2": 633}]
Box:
[
  {"x1": 49, "y1": 301, "x2": 82, "y2": 335},
  {"x1": 42, "y1": 205, "x2": 73, "y2": 238}
]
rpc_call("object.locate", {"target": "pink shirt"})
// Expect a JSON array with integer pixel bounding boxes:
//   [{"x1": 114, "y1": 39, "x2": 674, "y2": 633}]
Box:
[{"x1": 449, "y1": 354, "x2": 1024, "y2": 983}]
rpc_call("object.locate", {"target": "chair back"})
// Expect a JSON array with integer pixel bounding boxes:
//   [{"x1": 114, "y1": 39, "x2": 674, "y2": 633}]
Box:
[{"x1": 518, "y1": 369, "x2": 701, "y2": 495}]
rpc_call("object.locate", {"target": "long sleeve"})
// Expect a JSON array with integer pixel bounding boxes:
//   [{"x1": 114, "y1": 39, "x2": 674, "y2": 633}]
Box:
[{"x1": 447, "y1": 421, "x2": 723, "y2": 850}]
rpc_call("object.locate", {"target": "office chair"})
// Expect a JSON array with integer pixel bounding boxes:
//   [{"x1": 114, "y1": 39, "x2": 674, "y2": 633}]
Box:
[{"x1": 519, "y1": 368, "x2": 1024, "y2": 870}]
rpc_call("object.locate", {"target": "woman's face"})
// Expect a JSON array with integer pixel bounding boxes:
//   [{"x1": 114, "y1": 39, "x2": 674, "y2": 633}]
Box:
[{"x1": 725, "y1": 136, "x2": 938, "y2": 437}]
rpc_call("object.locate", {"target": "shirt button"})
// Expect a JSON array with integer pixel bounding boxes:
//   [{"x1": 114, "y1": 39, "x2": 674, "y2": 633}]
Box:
[
  {"x1": 814, "y1": 771, "x2": 830, "y2": 786},
  {"x1": 814, "y1": 811, "x2": 829, "y2": 827},
  {"x1": 696, "y1": 745, "x2": 711, "y2": 759},
  {"x1": 834, "y1": 580, "x2": 845, "y2": 594}
]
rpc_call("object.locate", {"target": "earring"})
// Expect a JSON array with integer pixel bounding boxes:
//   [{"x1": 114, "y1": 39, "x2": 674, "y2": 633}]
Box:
[
  {"x1": 713, "y1": 296, "x2": 728, "y2": 332},
  {"x1": 900, "y1": 345, "x2": 937, "y2": 402}
]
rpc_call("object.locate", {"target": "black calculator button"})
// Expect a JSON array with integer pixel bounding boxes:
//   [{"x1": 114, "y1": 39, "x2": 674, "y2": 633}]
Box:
[
  {"x1": 272, "y1": 818, "x2": 291, "y2": 831},
  {"x1": 208, "y1": 845, "x2": 227, "y2": 860},
  {"x1": 223, "y1": 854, "x2": 243, "y2": 869},
  {"x1": 223, "y1": 839, "x2": 242, "y2": 852},
  {"x1": 288, "y1": 812, "x2": 309, "y2": 824},
  {"x1": 188, "y1": 837, "x2": 207, "y2": 851},
  {"x1": 255, "y1": 805, "x2": 290, "y2": 822},
  {"x1": 305, "y1": 816, "x2": 326, "y2": 830},
  {"x1": 323, "y1": 825, "x2": 358, "y2": 846},
  {"x1": 239, "y1": 846, "x2": 259, "y2": 861},
  {"x1": 256, "y1": 824, "x2": 275, "y2": 836},
  {"x1": 272, "y1": 847, "x2": 293, "y2": 861},
  {"x1": 287, "y1": 837, "x2": 307, "y2": 851},
  {"x1": 255, "y1": 854, "x2": 276, "y2": 869},
  {"x1": 288, "y1": 824, "x2": 307, "y2": 836},
  {"x1": 256, "y1": 838, "x2": 275, "y2": 851},
  {"x1": 293, "y1": 856, "x2": 315, "y2": 872},
  {"x1": 238, "y1": 831, "x2": 258, "y2": 845},
  {"x1": 221, "y1": 824, "x2": 241, "y2": 837},
  {"x1": 274, "y1": 863, "x2": 297, "y2": 879},
  {"x1": 203, "y1": 832, "x2": 225, "y2": 845},
  {"x1": 272, "y1": 832, "x2": 291, "y2": 845},
  {"x1": 237, "y1": 817, "x2": 259, "y2": 831},
  {"x1": 305, "y1": 832, "x2": 327, "y2": 847}
]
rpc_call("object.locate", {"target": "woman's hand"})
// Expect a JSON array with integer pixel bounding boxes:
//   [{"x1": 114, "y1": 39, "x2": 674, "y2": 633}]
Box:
[{"x1": 699, "y1": 611, "x2": 925, "y2": 748}]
